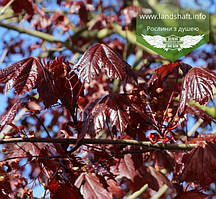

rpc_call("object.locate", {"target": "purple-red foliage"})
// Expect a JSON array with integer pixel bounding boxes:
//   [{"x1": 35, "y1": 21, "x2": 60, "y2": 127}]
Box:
[{"x1": 0, "y1": 1, "x2": 216, "y2": 198}]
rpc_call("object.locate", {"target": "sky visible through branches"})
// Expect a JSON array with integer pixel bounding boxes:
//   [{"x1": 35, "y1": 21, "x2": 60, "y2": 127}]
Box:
[{"x1": 0, "y1": 0, "x2": 215, "y2": 198}]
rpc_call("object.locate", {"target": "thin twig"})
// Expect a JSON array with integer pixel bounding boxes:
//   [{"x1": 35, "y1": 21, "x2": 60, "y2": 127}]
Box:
[
  {"x1": 150, "y1": 184, "x2": 168, "y2": 199},
  {"x1": 33, "y1": 114, "x2": 51, "y2": 138},
  {"x1": 0, "y1": 48, "x2": 8, "y2": 65},
  {"x1": 127, "y1": 184, "x2": 148, "y2": 199},
  {"x1": 187, "y1": 118, "x2": 204, "y2": 137}
]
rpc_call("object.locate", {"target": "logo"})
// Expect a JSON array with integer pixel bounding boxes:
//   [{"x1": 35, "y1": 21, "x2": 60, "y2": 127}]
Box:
[
  {"x1": 141, "y1": 34, "x2": 204, "y2": 51},
  {"x1": 136, "y1": 1, "x2": 209, "y2": 61}
]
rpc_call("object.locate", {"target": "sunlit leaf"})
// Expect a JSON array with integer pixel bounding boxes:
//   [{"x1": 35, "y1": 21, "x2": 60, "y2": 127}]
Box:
[
  {"x1": 178, "y1": 67, "x2": 216, "y2": 115},
  {"x1": 75, "y1": 43, "x2": 136, "y2": 83}
]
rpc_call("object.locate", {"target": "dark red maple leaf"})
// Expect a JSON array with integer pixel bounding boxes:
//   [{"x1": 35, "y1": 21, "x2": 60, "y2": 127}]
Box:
[
  {"x1": 0, "y1": 100, "x2": 21, "y2": 130},
  {"x1": 75, "y1": 173, "x2": 112, "y2": 199},
  {"x1": 80, "y1": 92, "x2": 151, "y2": 139},
  {"x1": 117, "y1": 155, "x2": 161, "y2": 192},
  {"x1": 185, "y1": 105, "x2": 216, "y2": 124},
  {"x1": 178, "y1": 67, "x2": 216, "y2": 115},
  {"x1": 0, "y1": 57, "x2": 59, "y2": 108},
  {"x1": 37, "y1": 68, "x2": 58, "y2": 107},
  {"x1": 148, "y1": 62, "x2": 192, "y2": 88},
  {"x1": 0, "y1": 57, "x2": 83, "y2": 109},
  {"x1": 81, "y1": 94, "x2": 134, "y2": 138},
  {"x1": 75, "y1": 43, "x2": 137, "y2": 83},
  {"x1": 49, "y1": 181, "x2": 83, "y2": 199},
  {"x1": 0, "y1": 57, "x2": 42, "y2": 95},
  {"x1": 148, "y1": 166, "x2": 174, "y2": 191},
  {"x1": 150, "y1": 151, "x2": 175, "y2": 172},
  {"x1": 118, "y1": 154, "x2": 137, "y2": 182},
  {"x1": 45, "y1": 57, "x2": 83, "y2": 109},
  {"x1": 179, "y1": 142, "x2": 216, "y2": 188},
  {"x1": 107, "y1": 179, "x2": 126, "y2": 199}
]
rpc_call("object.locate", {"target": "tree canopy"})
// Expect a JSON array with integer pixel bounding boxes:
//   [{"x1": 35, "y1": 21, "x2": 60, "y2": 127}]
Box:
[{"x1": 0, "y1": 0, "x2": 215, "y2": 198}]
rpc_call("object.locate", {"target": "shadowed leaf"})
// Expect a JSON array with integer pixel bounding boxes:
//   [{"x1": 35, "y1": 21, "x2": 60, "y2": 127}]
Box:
[
  {"x1": 49, "y1": 180, "x2": 83, "y2": 199},
  {"x1": 150, "y1": 151, "x2": 175, "y2": 172},
  {"x1": 75, "y1": 173, "x2": 112, "y2": 199},
  {"x1": 179, "y1": 142, "x2": 216, "y2": 188},
  {"x1": 119, "y1": 154, "x2": 137, "y2": 182},
  {"x1": 81, "y1": 94, "x2": 136, "y2": 138},
  {"x1": 186, "y1": 105, "x2": 216, "y2": 124},
  {"x1": 148, "y1": 62, "x2": 192, "y2": 88},
  {"x1": 45, "y1": 57, "x2": 83, "y2": 108}
]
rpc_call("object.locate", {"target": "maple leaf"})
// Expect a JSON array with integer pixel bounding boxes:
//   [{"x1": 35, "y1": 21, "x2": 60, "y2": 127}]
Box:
[
  {"x1": 45, "y1": 57, "x2": 83, "y2": 108},
  {"x1": 75, "y1": 173, "x2": 112, "y2": 199},
  {"x1": 117, "y1": 154, "x2": 160, "y2": 192},
  {"x1": 81, "y1": 94, "x2": 133, "y2": 138},
  {"x1": 5, "y1": 142, "x2": 42, "y2": 162},
  {"x1": 178, "y1": 67, "x2": 216, "y2": 115},
  {"x1": 80, "y1": 93, "x2": 151, "y2": 139},
  {"x1": 148, "y1": 166, "x2": 174, "y2": 191},
  {"x1": 0, "y1": 57, "x2": 58, "y2": 108},
  {"x1": 118, "y1": 154, "x2": 137, "y2": 182},
  {"x1": 0, "y1": 101, "x2": 21, "y2": 130},
  {"x1": 37, "y1": 68, "x2": 58, "y2": 107},
  {"x1": 0, "y1": 57, "x2": 42, "y2": 95},
  {"x1": 107, "y1": 179, "x2": 126, "y2": 199},
  {"x1": 185, "y1": 105, "x2": 216, "y2": 124},
  {"x1": 150, "y1": 151, "x2": 175, "y2": 172},
  {"x1": 0, "y1": 57, "x2": 83, "y2": 109},
  {"x1": 74, "y1": 43, "x2": 137, "y2": 83},
  {"x1": 148, "y1": 62, "x2": 192, "y2": 88},
  {"x1": 179, "y1": 142, "x2": 216, "y2": 188}
]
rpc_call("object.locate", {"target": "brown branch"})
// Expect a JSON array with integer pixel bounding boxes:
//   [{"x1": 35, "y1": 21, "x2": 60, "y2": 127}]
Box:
[{"x1": 0, "y1": 137, "x2": 196, "y2": 151}]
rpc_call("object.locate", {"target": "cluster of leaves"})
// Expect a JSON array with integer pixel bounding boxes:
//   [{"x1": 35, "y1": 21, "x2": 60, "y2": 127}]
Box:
[
  {"x1": 0, "y1": 0, "x2": 216, "y2": 198},
  {"x1": 0, "y1": 41, "x2": 215, "y2": 198}
]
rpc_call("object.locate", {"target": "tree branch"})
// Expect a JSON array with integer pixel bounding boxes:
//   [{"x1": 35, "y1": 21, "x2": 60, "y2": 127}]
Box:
[
  {"x1": 0, "y1": 21, "x2": 84, "y2": 53},
  {"x1": 0, "y1": 21, "x2": 60, "y2": 42},
  {"x1": 0, "y1": 137, "x2": 196, "y2": 151}
]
